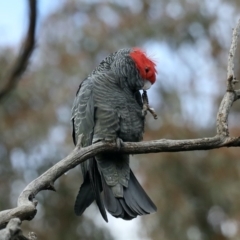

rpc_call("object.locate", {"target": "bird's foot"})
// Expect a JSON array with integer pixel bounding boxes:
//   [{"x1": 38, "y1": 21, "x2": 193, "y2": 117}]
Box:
[
  {"x1": 142, "y1": 90, "x2": 158, "y2": 119},
  {"x1": 116, "y1": 137, "x2": 124, "y2": 150},
  {"x1": 101, "y1": 137, "x2": 124, "y2": 150},
  {"x1": 147, "y1": 107, "x2": 158, "y2": 119}
]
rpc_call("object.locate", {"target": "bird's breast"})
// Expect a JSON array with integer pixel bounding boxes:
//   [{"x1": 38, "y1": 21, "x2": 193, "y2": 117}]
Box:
[
  {"x1": 118, "y1": 103, "x2": 144, "y2": 142},
  {"x1": 93, "y1": 81, "x2": 145, "y2": 142}
]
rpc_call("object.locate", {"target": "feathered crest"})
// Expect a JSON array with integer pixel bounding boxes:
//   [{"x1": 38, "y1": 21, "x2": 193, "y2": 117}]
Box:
[{"x1": 130, "y1": 48, "x2": 157, "y2": 84}]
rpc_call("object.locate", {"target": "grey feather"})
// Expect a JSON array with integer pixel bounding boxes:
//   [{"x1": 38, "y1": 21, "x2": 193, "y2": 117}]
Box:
[
  {"x1": 71, "y1": 48, "x2": 156, "y2": 221},
  {"x1": 74, "y1": 173, "x2": 94, "y2": 216}
]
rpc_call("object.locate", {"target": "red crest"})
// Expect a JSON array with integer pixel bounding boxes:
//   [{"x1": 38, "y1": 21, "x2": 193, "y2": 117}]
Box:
[{"x1": 130, "y1": 48, "x2": 157, "y2": 84}]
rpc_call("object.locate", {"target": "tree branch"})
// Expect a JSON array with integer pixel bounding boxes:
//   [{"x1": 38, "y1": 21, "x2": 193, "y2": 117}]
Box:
[
  {"x1": 227, "y1": 18, "x2": 240, "y2": 91},
  {"x1": 0, "y1": 0, "x2": 37, "y2": 101},
  {"x1": 0, "y1": 17, "x2": 240, "y2": 234},
  {"x1": 0, "y1": 218, "x2": 28, "y2": 240}
]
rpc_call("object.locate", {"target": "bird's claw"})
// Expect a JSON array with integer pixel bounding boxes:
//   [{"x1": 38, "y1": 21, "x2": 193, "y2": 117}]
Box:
[{"x1": 148, "y1": 107, "x2": 158, "y2": 119}]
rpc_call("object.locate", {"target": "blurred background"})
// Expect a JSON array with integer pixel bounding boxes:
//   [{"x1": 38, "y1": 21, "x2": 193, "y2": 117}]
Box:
[{"x1": 0, "y1": 0, "x2": 240, "y2": 239}]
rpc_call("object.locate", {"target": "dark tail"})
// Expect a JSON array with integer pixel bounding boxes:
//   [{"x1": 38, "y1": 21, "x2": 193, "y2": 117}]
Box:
[
  {"x1": 74, "y1": 159, "x2": 108, "y2": 222},
  {"x1": 75, "y1": 162, "x2": 156, "y2": 221},
  {"x1": 102, "y1": 170, "x2": 157, "y2": 220}
]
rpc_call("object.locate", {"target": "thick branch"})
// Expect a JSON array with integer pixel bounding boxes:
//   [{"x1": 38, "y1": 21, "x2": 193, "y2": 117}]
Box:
[
  {"x1": 0, "y1": 0, "x2": 37, "y2": 101},
  {"x1": 0, "y1": 218, "x2": 28, "y2": 240}
]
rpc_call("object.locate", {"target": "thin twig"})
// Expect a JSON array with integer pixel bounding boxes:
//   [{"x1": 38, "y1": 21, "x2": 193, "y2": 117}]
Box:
[
  {"x1": 217, "y1": 18, "x2": 240, "y2": 136},
  {"x1": 0, "y1": 0, "x2": 37, "y2": 101}
]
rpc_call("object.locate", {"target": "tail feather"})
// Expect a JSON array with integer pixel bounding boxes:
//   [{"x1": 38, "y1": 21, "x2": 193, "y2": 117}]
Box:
[
  {"x1": 124, "y1": 170, "x2": 157, "y2": 214},
  {"x1": 74, "y1": 173, "x2": 95, "y2": 216},
  {"x1": 101, "y1": 175, "x2": 124, "y2": 217},
  {"x1": 75, "y1": 159, "x2": 108, "y2": 222},
  {"x1": 124, "y1": 187, "x2": 147, "y2": 215},
  {"x1": 75, "y1": 161, "x2": 156, "y2": 221},
  {"x1": 119, "y1": 198, "x2": 137, "y2": 220},
  {"x1": 102, "y1": 169, "x2": 157, "y2": 220},
  {"x1": 90, "y1": 160, "x2": 108, "y2": 222}
]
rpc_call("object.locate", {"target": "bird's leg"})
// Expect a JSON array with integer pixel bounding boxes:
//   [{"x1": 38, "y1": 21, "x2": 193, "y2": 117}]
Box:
[
  {"x1": 142, "y1": 104, "x2": 148, "y2": 117},
  {"x1": 142, "y1": 90, "x2": 158, "y2": 119},
  {"x1": 142, "y1": 90, "x2": 149, "y2": 116},
  {"x1": 116, "y1": 137, "x2": 124, "y2": 150}
]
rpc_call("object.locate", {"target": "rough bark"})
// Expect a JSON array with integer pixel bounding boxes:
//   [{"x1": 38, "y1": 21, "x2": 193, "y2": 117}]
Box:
[{"x1": 0, "y1": 218, "x2": 33, "y2": 240}]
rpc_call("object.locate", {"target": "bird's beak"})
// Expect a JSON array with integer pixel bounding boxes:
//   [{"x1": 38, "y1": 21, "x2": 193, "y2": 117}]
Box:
[{"x1": 142, "y1": 80, "x2": 152, "y2": 90}]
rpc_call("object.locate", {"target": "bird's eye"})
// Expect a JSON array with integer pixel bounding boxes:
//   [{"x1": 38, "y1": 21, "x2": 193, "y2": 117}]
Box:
[{"x1": 145, "y1": 67, "x2": 149, "y2": 73}]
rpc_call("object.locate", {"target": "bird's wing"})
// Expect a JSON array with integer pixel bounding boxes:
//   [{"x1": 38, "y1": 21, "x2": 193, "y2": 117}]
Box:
[
  {"x1": 72, "y1": 77, "x2": 108, "y2": 221},
  {"x1": 71, "y1": 77, "x2": 94, "y2": 177}
]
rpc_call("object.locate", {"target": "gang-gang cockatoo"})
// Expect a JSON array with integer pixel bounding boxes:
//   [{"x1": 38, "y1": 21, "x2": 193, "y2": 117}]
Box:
[{"x1": 71, "y1": 48, "x2": 157, "y2": 222}]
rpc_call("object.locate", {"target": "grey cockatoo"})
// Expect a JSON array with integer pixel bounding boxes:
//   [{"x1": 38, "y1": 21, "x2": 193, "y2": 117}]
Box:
[{"x1": 71, "y1": 48, "x2": 157, "y2": 222}]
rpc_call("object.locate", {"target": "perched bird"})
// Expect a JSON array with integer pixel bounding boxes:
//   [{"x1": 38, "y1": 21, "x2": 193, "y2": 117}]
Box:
[{"x1": 71, "y1": 48, "x2": 157, "y2": 222}]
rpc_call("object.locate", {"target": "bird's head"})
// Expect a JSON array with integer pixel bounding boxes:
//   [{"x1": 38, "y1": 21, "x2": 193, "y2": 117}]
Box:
[
  {"x1": 129, "y1": 48, "x2": 157, "y2": 90},
  {"x1": 110, "y1": 48, "x2": 157, "y2": 91}
]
